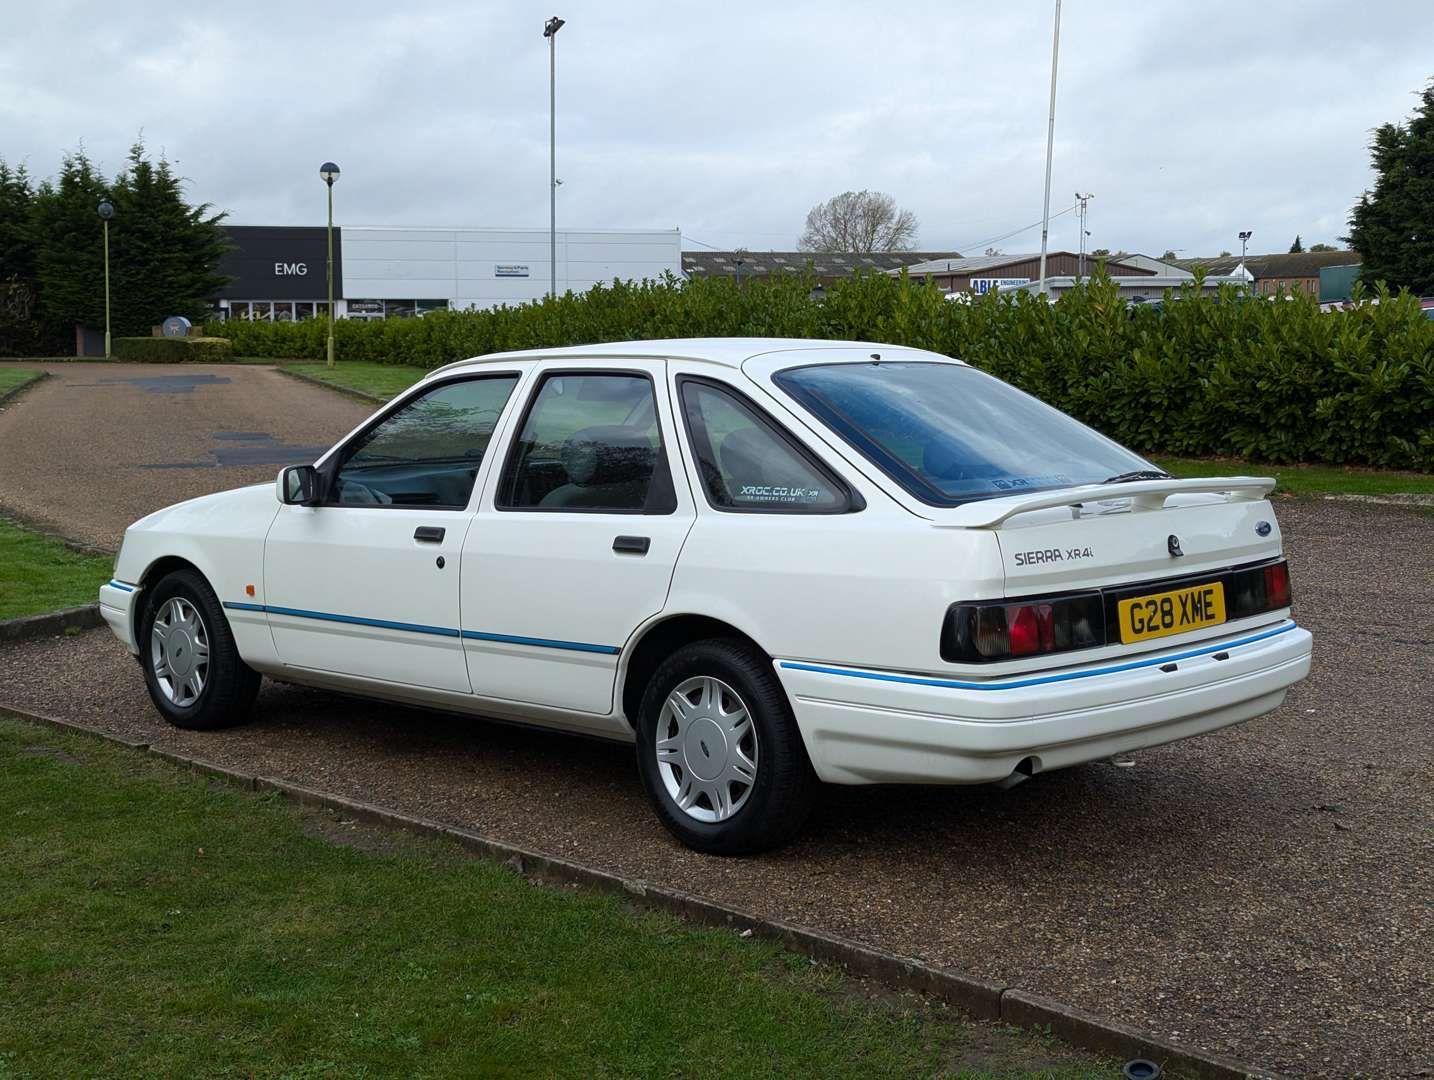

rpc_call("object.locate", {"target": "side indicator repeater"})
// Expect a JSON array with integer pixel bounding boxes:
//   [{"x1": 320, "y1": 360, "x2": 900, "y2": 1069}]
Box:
[{"x1": 245, "y1": 584, "x2": 256, "y2": 597}]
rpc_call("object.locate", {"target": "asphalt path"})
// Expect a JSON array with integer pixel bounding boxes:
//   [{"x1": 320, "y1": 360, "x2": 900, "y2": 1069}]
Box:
[
  {"x1": 0, "y1": 365, "x2": 1429, "y2": 1077},
  {"x1": 0, "y1": 363, "x2": 370, "y2": 549}
]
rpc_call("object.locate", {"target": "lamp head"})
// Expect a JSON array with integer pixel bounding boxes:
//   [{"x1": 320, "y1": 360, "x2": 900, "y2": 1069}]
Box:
[
  {"x1": 543, "y1": 15, "x2": 565, "y2": 37},
  {"x1": 97, "y1": 200, "x2": 115, "y2": 221},
  {"x1": 319, "y1": 162, "x2": 341, "y2": 186}
]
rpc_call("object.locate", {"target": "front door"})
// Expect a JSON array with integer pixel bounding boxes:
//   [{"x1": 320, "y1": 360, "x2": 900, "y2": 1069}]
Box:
[
  {"x1": 264, "y1": 371, "x2": 523, "y2": 692},
  {"x1": 461, "y1": 362, "x2": 696, "y2": 716}
]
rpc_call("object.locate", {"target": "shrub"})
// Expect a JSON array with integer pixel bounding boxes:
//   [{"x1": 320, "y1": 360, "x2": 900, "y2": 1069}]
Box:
[
  {"x1": 204, "y1": 272, "x2": 1434, "y2": 471},
  {"x1": 111, "y1": 335, "x2": 234, "y2": 362}
]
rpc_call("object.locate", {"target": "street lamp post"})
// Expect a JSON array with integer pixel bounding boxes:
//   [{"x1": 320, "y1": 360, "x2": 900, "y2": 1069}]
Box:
[
  {"x1": 1238, "y1": 230, "x2": 1252, "y2": 292},
  {"x1": 544, "y1": 15, "x2": 565, "y2": 301},
  {"x1": 1036, "y1": 0, "x2": 1062, "y2": 297},
  {"x1": 320, "y1": 162, "x2": 341, "y2": 368},
  {"x1": 97, "y1": 200, "x2": 115, "y2": 358},
  {"x1": 1075, "y1": 192, "x2": 1093, "y2": 278}
]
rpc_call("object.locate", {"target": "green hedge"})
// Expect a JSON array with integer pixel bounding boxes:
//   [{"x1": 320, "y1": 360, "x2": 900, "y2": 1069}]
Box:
[
  {"x1": 207, "y1": 273, "x2": 1434, "y2": 470},
  {"x1": 112, "y1": 335, "x2": 234, "y2": 362}
]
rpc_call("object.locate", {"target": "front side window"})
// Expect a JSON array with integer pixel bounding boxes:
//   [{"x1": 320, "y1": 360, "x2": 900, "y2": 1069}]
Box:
[
  {"x1": 773, "y1": 361, "x2": 1155, "y2": 506},
  {"x1": 498, "y1": 373, "x2": 675, "y2": 513},
  {"x1": 330, "y1": 375, "x2": 519, "y2": 508},
  {"x1": 679, "y1": 378, "x2": 853, "y2": 513}
]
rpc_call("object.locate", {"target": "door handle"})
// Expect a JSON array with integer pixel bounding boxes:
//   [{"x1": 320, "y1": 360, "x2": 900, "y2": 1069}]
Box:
[
  {"x1": 414, "y1": 526, "x2": 446, "y2": 543},
  {"x1": 612, "y1": 535, "x2": 650, "y2": 556}
]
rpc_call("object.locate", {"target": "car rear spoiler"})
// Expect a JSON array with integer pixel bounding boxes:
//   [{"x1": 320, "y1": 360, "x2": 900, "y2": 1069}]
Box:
[{"x1": 931, "y1": 476, "x2": 1276, "y2": 529}]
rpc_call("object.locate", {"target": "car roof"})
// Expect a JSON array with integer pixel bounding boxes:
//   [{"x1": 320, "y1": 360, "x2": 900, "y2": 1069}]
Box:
[{"x1": 427, "y1": 337, "x2": 955, "y2": 378}]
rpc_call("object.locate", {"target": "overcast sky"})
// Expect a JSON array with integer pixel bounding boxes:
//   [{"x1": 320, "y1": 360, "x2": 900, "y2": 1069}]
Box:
[{"x1": 4, "y1": 1, "x2": 1431, "y2": 258}]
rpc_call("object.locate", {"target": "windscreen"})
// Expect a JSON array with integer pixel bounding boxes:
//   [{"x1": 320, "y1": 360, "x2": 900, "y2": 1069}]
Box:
[{"x1": 772, "y1": 361, "x2": 1155, "y2": 506}]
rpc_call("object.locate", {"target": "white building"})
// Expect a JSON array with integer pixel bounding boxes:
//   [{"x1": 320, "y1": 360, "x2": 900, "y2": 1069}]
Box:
[{"x1": 214, "y1": 225, "x2": 683, "y2": 321}]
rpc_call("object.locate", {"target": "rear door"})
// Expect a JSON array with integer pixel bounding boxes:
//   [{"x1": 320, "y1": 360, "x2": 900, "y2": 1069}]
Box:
[{"x1": 460, "y1": 361, "x2": 696, "y2": 718}]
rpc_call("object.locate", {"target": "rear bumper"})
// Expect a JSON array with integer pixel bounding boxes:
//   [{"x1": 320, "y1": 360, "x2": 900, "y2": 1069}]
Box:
[
  {"x1": 776, "y1": 620, "x2": 1312, "y2": 785},
  {"x1": 98, "y1": 580, "x2": 141, "y2": 655}
]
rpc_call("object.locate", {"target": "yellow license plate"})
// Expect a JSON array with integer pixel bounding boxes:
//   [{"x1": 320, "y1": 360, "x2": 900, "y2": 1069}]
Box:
[{"x1": 1117, "y1": 582, "x2": 1226, "y2": 643}]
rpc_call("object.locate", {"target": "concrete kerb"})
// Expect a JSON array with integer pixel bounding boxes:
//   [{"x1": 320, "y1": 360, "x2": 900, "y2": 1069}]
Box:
[
  {"x1": 0, "y1": 604, "x2": 104, "y2": 644},
  {"x1": 0, "y1": 700, "x2": 1279, "y2": 1080},
  {"x1": 273, "y1": 366, "x2": 388, "y2": 405},
  {"x1": 0, "y1": 369, "x2": 50, "y2": 409}
]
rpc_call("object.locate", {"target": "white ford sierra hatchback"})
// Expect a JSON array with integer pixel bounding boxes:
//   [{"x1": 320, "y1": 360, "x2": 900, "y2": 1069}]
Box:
[{"x1": 100, "y1": 339, "x2": 1312, "y2": 853}]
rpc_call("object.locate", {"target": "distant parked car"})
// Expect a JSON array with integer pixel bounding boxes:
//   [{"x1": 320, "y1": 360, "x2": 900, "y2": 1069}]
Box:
[{"x1": 100, "y1": 339, "x2": 1312, "y2": 853}]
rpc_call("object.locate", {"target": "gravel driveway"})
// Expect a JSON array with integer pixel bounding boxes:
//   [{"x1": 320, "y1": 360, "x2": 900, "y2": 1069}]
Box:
[
  {"x1": 0, "y1": 496, "x2": 1429, "y2": 1078},
  {"x1": 0, "y1": 363, "x2": 369, "y2": 549}
]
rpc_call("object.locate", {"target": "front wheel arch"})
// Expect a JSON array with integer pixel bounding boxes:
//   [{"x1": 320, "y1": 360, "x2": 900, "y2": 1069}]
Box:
[{"x1": 133, "y1": 555, "x2": 207, "y2": 647}]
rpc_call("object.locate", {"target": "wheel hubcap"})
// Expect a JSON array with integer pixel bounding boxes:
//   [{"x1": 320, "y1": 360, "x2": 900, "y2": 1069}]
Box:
[
  {"x1": 656, "y1": 676, "x2": 758, "y2": 823},
  {"x1": 151, "y1": 597, "x2": 210, "y2": 707}
]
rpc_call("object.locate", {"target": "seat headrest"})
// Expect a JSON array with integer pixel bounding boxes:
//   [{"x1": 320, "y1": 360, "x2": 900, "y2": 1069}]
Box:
[
  {"x1": 923, "y1": 439, "x2": 968, "y2": 479},
  {"x1": 561, "y1": 426, "x2": 654, "y2": 487},
  {"x1": 718, "y1": 428, "x2": 771, "y2": 490}
]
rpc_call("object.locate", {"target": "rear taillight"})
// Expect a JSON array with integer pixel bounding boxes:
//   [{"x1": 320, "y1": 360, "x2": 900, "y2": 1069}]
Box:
[
  {"x1": 1227, "y1": 559, "x2": 1293, "y2": 619},
  {"x1": 943, "y1": 558, "x2": 1292, "y2": 664},
  {"x1": 944, "y1": 593, "x2": 1104, "y2": 663},
  {"x1": 1264, "y1": 562, "x2": 1291, "y2": 609}
]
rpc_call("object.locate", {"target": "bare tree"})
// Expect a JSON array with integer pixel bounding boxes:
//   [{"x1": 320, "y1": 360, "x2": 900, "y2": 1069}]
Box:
[{"x1": 797, "y1": 190, "x2": 918, "y2": 252}]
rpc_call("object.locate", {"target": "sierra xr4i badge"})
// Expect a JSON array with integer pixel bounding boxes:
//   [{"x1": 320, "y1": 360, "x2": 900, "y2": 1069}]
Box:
[{"x1": 1012, "y1": 546, "x2": 1094, "y2": 566}]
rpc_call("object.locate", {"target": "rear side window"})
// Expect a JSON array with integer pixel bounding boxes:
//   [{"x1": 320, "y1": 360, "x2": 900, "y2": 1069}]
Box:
[
  {"x1": 678, "y1": 377, "x2": 856, "y2": 513},
  {"x1": 330, "y1": 374, "x2": 519, "y2": 508},
  {"x1": 497, "y1": 372, "x2": 676, "y2": 513}
]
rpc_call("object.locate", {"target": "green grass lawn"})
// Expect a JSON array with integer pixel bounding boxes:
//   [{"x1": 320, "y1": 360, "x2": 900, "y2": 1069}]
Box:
[
  {"x1": 0, "y1": 519, "x2": 112, "y2": 621},
  {"x1": 0, "y1": 366, "x2": 43, "y2": 399},
  {"x1": 0, "y1": 720, "x2": 1107, "y2": 1080},
  {"x1": 282, "y1": 361, "x2": 429, "y2": 401},
  {"x1": 1153, "y1": 456, "x2": 1434, "y2": 498}
]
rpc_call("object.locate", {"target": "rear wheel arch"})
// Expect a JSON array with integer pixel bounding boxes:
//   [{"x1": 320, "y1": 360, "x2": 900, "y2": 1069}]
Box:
[{"x1": 620, "y1": 614, "x2": 772, "y2": 727}]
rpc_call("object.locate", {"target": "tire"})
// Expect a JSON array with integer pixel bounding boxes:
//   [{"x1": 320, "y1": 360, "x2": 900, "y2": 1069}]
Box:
[
  {"x1": 140, "y1": 568, "x2": 261, "y2": 731},
  {"x1": 635, "y1": 638, "x2": 817, "y2": 855}
]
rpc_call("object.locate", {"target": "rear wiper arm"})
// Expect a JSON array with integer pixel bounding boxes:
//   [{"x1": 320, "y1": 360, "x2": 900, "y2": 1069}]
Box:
[{"x1": 1100, "y1": 469, "x2": 1172, "y2": 484}]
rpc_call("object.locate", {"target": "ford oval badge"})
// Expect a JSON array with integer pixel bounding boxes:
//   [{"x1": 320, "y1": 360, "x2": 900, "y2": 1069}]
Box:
[{"x1": 1256, "y1": 520, "x2": 1272, "y2": 537}]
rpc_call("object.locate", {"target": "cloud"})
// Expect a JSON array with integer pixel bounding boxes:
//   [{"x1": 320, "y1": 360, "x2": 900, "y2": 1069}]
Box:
[{"x1": 3, "y1": 0, "x2": 1430, "y2": 256}]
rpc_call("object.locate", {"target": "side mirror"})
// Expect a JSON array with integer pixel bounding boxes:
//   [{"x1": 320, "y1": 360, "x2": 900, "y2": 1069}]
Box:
[{"x1": 277, "y1": 464, "x2": 320, "y2": 506}]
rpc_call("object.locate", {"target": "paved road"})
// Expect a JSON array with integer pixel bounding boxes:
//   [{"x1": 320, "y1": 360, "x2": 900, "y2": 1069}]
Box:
[
  {"x1": 0, "y1": 363, "x2": 370, "y2": 549},
  {"x1": 0, "y1": 490, "x2": 1429, "y2": 1078}
]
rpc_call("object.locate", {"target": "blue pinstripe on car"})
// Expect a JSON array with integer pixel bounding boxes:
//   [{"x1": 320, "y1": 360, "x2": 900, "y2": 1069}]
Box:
[
  {"x1": 105, "y1": 580, "x2": 136, "y2": 593},
  {"x1": 779, "y1": 621, "x2": 1300, "y2": 692},
  {"x1": 221, "y1": 601, "x2": 619, "y2": 654}
]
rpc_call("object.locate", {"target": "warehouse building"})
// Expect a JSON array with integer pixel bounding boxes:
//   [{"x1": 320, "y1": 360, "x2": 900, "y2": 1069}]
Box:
[
  {"x1": 212, "y1": 224, "x2": 683, "y2": 320},
  {"x1": 891, "y1": 251, "x2": 1156, "y2": 294},
  {"x1": 1171, "y1": 251, "x2": 1360, "y2": 297},
  {"x1": 681, "y1": 249, "x2": 964, "y2": 287}
]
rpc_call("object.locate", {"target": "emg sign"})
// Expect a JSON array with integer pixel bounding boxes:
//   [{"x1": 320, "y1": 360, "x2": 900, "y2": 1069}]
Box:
[
  {"x1": 216, "y1": 227, "x2": 338, "y2": 301},
  {"x1": 971, "y1": 277, "x2": 1030, "y2": 295}
]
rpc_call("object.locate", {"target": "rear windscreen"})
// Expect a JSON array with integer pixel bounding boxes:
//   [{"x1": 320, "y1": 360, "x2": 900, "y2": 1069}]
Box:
[{"x1": 773, "y1": 361, "x2": 1154, "y2": 506}]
